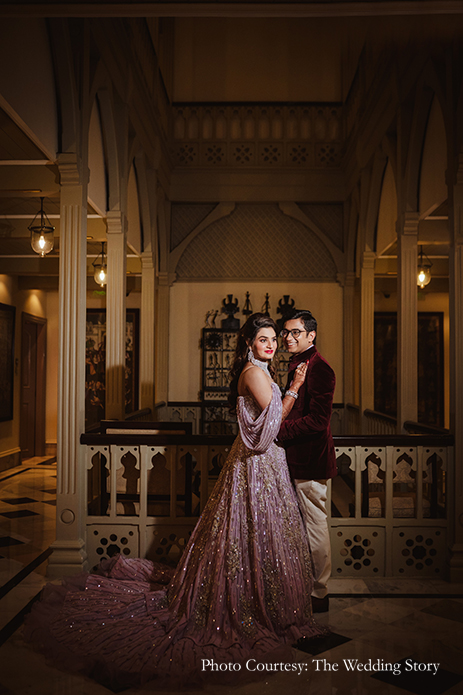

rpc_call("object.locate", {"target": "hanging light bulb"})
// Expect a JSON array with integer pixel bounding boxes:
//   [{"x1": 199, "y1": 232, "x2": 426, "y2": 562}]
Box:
[
  {"x1": 93, "y1": 242, "x2": 107, "y2": 287},
  {"x1": 417, "y1": 246, "x2": 432, "y2": 289},
  {"x1": 29, "y1": 197, "x2": 55, "y2": 257}
]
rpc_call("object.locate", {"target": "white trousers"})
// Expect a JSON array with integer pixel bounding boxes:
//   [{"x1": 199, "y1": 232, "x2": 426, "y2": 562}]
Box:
[{"x1": 294, "y1": 478, "x2": 331, "y2": 599}]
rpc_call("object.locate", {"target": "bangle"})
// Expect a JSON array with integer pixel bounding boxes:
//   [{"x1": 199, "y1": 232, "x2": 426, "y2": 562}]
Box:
[{"x1": 286, "y1": 390, "x2": 298, "y2": 400}]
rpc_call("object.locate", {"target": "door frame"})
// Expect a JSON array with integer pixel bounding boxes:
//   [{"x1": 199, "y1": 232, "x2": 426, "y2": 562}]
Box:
[{"x1": 20, "y1": 312, "x2": 47, "y2": 459}]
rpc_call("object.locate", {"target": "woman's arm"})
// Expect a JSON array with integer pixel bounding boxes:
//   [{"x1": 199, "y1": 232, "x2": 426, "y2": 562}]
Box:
[
  {"x1": 240, "y1": 361, "x2": 308, "y2": 420},
  {"x1": 239, "y1": 367, "x2": 273, "y2": 411}
]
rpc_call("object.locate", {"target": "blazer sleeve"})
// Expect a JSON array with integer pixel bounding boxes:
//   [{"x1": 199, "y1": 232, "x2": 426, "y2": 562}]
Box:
[{"x1": 278, "y1": 359, "x2": 335, "y2": 441}]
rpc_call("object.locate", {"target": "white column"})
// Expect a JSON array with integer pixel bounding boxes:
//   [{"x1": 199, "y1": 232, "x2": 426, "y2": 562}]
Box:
[
  {"x1": 105, "y1": 211, "x2": 127, "y2": 420},
  {"x1": 448, "y1": 161, "x2": 463, "y2": 581},
  {"x1": 155, "y1": 272, "x2": 170, "y2": 405},
  {"x1": 140, "y1": 252, "x2": 156, "y2": 411},
  {"x1": 48, "y1": 153, "x2": 88, "y2": 578},
  {"x1": 397, "y1": 212, "x2": 419, "y2": 432},
  {"x1": 360, "y1": 251, "x2": 375, "y2": 430},
  {"x1": 343, "y1": 271, "x2": 356, "y2": 406}
]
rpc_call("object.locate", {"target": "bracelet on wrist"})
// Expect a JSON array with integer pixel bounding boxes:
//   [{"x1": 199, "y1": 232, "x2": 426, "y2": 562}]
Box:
[{"x1": 286, "y1": 390, "x2": 298, "y2": 400}]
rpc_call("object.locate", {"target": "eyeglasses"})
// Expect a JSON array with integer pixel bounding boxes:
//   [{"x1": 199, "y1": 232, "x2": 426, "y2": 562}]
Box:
[{"x1": 280, "y1": 328, "x2": 309, "y2": 339}]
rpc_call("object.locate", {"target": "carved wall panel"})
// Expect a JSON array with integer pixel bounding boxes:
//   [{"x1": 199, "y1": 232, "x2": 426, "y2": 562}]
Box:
[
  {"x1": 298, "y1": 203, "x2": 344, "y2": 250},
  {"x1": 175, "y1": 203, "x2": 337, "y2": 281},
  {"x1": 171, "y1": 203, "x2": 216, "y2": 250}
]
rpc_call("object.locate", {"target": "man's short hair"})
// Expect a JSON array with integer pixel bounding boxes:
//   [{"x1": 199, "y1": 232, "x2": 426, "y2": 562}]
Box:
[{"x1": 285, "y1": 309, "x2": 317, "y2": 344}]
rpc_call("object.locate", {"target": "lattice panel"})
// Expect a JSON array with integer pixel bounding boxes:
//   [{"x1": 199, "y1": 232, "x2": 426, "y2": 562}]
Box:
[
  {"x1": 286, "y1": 143, "x2": 311, "y2": 165},
  {"x1": 145, "y1": 525, "x2": 194, "y2": 566},
  {"x1": 171, "y1": 203, "x2": 216, "y2": 250},
  {"x1": 201, "y1": 144, "x2": 226, "y2": 165},
  {"x1": 331, "y1": 527, "x2": 385, "y2": 576},
  {"x1": 315, "y1": 143, "x2": 341, "y2": 166},
  {"x1": 87, "y1": 524, "x2": 139, "y2": 571},
  {"x1": 298, "y1": 203, "x2": 344, "y2": 249},
  {"x1": 231, "y1": 143, "x2": 255, "y2": 164},
  {"x1": 258, "y1": 143, "x2": 282, "y2": 164},
  {"x1": 393, "y1": 528, "x2": 446, "y2": 577},
  {"x1": 175, "y1": 203, "x2": 337, "y2": 280},
  {"x1": 172, "y1": 143, "x2": 198, "y2": 165}
]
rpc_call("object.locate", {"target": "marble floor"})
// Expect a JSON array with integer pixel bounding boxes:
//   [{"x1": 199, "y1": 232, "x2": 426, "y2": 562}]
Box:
[{"x1": 1, "y1": 460, "x2": 463, "y2": 695}]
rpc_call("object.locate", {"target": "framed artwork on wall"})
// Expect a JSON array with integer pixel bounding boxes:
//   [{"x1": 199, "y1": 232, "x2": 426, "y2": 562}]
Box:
[
  {"x1": 0, "y1": 302, "x2": 16, "y2": 422},
  {"x1": 85, "y1": 309, "x2": 139, "y2": 429}
]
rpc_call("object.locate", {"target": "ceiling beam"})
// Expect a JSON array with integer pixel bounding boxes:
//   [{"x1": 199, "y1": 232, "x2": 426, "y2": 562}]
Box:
[{"x1": 1, "y1": 2, "x2": 463, "y2": 18}]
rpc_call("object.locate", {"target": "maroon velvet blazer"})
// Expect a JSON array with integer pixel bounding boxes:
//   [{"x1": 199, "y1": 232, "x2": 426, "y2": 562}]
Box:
[{"x1": 278, "y1": 346, "x2": 337, "y2": 481}]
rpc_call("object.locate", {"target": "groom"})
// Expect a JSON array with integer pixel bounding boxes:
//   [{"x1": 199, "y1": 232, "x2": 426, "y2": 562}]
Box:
[{"x1": 277, "y1": 309, "x2": 337, "y2": 613}]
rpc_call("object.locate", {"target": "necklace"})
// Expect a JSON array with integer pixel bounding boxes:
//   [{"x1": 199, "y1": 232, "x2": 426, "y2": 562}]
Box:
[{"x1": 248, "y1": 348, "x2": 271, "y2": 376}]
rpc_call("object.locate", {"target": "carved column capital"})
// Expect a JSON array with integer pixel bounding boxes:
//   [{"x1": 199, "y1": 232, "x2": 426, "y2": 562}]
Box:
[
  {"x1": 361, "y1": 250, "x2": 376, "y2": 270},
  {"x1": 57, "y1": 153, "x2": 83, "y2": 186},
  {"x1": 106, "y1": 210, "x2": 126, "y2": 235},
  {"x1": 157, "y1": 270, "x2": 176, "y2": 287},
  {"x1": 397, "y1": 212, "x2": 420, "y2": 236},
  {"x1": 141, "y1": 251, "x2": 154, "y2": 270}
]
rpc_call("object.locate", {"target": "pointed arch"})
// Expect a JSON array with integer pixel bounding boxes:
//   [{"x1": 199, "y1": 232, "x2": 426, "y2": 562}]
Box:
[
  {"x1": 376, "y1": 159, "x2": 398, "y2": 256},
  {"x1": 96, "y1": 87, "x2": 122, "y2": 212},
  {"x1": 402, "y1": 59, "x2": 448, "y2": 214},
  {"x1": 419, "y1": 94, "x2": 447, "y2": 218}
]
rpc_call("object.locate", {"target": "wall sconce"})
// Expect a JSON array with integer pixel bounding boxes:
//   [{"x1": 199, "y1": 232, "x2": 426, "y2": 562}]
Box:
[
  {"x1": 417, "y1": 246, "x2": 432, "y2": 289},
  {"x1": 93, "y1": 242, "x2": 107, "y2": 287},
  {"x1": 29, "y1": 197, "x2": 54, "y2": 257}
]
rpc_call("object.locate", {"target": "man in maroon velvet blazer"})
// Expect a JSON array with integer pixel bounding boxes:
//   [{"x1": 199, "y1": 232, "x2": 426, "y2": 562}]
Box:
[{"x1": 278, "y1": 310, "x2": 336, "y2": 613}]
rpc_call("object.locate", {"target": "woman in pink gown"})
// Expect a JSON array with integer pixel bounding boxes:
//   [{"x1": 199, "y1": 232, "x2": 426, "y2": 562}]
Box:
[{"x1": 25, "y1": 314, "x2": 324, "y2": 688}]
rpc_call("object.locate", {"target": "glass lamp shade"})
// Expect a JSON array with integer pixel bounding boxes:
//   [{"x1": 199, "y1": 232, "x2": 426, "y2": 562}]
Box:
[
  {"x1": 417, "y1": 265, "x2": 431, "y2": 289},
  {"x1": 30, "y1": 228, "x2": 54, "y2": 257},
  {"x1": 94, "y1": 264, "x2": 107, "y2": 287}
]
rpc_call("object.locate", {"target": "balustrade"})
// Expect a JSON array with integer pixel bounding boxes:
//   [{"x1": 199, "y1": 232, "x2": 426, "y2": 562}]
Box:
[
  {"x1": 364, "y1": 409, "x2": 397, "y2": 435},
  {"x1": 171, "y1": 103, "x2": 343, "y2": 168},
  {"x1": 80, "y1": 430, "x2": 452, "y2": 578},
  {"x1": 331, "y1": 435, "x2": 452, "y2": 578}
]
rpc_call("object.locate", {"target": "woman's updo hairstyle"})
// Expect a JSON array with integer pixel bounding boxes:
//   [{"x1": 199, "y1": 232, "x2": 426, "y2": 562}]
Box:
[{"x1": 228, "y1": 313, "x2": 278, "y2": 413}]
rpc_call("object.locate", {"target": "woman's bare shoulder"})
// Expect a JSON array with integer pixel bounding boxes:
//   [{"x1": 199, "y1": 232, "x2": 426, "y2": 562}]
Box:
[{"x1": 238, "y1": 366, "x2": 273, "y2": 407}]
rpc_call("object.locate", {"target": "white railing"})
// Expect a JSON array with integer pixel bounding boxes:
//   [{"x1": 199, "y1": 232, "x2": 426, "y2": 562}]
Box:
[
  {"x1": 345, "y1": 403, "x2": 361, "y2": 434},
  {"x1": 331, "y1": 436, "x2": 452, "y2": 578},
  {"x1": 80, "y1": 432, "x2": 452, "y2": 578}
]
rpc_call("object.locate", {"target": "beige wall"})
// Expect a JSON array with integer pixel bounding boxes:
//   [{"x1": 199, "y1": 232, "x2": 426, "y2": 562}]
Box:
[
  {"x1": 174, "y1": 18, "x2": 343, "y2": 103},
  {"x1": 169, "y1": 280, "x2": 343, "y2": 403},
  {"x1": 0, "y1": 276, "x2": 54, "y2": 458}
]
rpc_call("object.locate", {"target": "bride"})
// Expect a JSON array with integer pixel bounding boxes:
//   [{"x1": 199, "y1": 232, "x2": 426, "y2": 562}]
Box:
[{"x1": 25, "y1": 313, "x2": 324, "y2": 688}]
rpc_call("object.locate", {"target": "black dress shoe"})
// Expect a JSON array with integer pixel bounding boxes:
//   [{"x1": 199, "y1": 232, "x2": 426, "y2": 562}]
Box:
[{"x1": 311, "y1": 595, "x2": 329, "y2": 613}]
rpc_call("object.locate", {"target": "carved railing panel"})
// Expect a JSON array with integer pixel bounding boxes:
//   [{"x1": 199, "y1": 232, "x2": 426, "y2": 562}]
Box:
[
  {"x1": 172, "y1": 104, "x2": 343, "y2": 168},
  {"x1": 81, "y1": 433, "x2": 452, "y2": 576}
]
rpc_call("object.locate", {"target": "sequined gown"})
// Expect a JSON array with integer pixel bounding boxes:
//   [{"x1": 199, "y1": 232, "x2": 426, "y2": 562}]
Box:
[{"x1": 24, "y1": 382, "x2": 323, "y2": 687}]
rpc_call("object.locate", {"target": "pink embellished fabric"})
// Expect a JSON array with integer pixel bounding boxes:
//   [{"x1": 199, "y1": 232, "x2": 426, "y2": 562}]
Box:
[{"x1": 24, "y1": 383, "x2": 325, "y2": 688}]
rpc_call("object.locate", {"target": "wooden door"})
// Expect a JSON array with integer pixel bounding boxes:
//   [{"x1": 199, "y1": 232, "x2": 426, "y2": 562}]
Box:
[{"x1": 20, "y1": 314, "x2": 46, "y2": 460}]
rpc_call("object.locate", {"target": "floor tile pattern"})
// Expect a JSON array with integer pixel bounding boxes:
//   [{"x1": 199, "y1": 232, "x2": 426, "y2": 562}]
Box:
[{"x1": 0, "y1": 460, "x2": 463, "y2": 694}]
